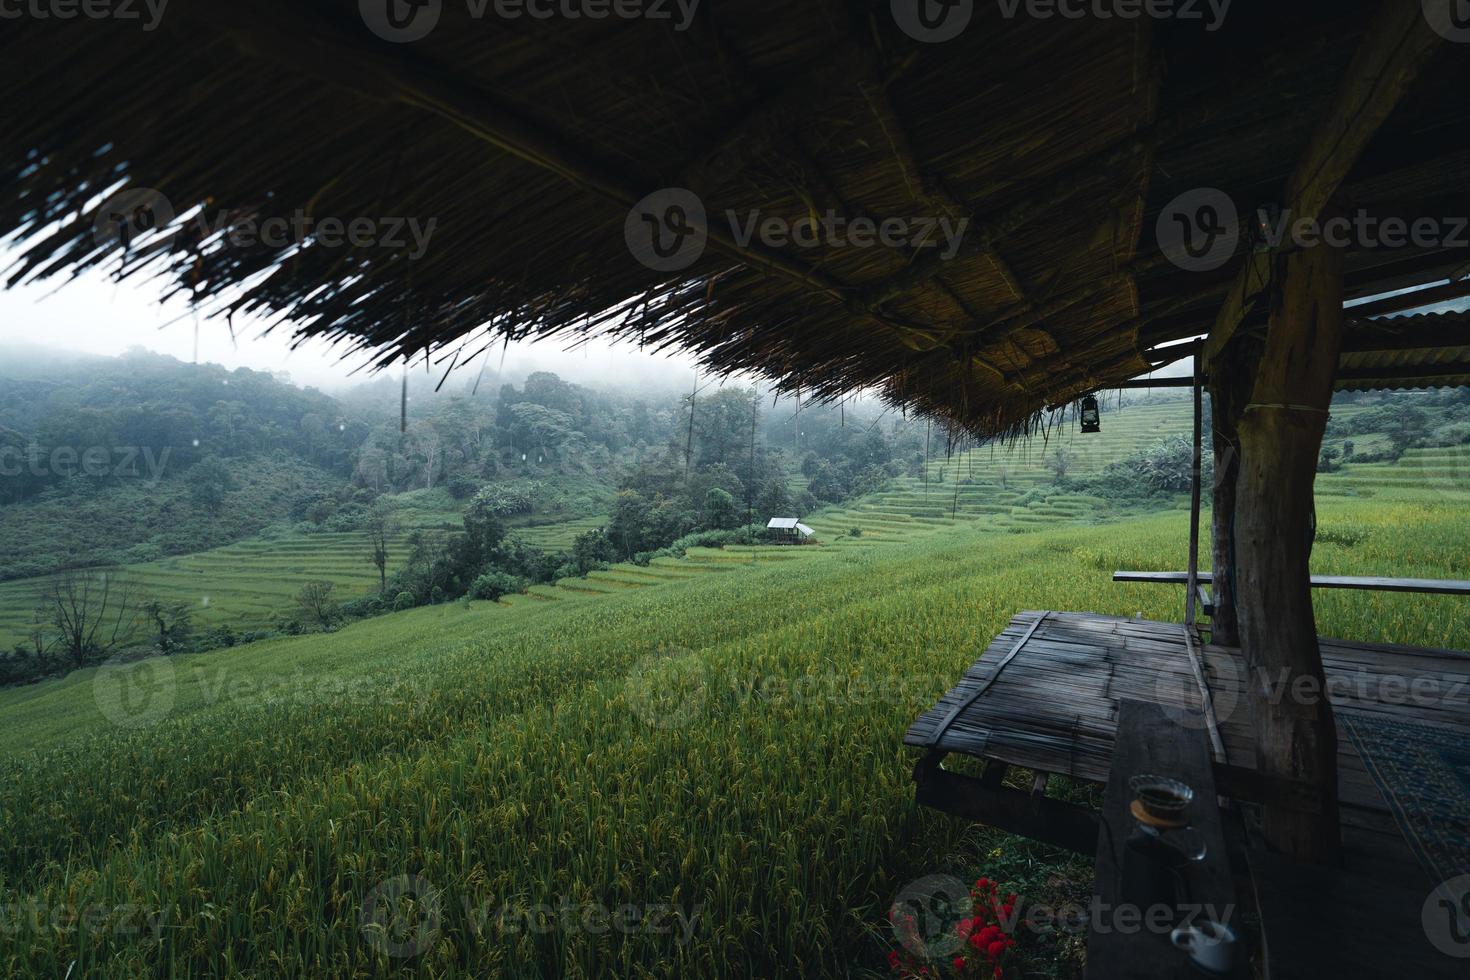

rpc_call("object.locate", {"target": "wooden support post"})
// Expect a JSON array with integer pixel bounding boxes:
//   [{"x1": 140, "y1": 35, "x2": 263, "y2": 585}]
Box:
[
  {"x1": 1185, "y1": 354, "x2": 1204, "y2": 627},
  {"x1": 1206, "y1": 343, "x2": 1256, "y2": 648},
  {"x1": 1233, "y1": 238, "x2": 1346, "y2": 864}
]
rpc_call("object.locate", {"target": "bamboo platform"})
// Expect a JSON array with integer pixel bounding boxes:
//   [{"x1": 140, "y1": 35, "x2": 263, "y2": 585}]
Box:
[{"x1": 906, "y1": 611, "x2": 1470, "y2": 977}]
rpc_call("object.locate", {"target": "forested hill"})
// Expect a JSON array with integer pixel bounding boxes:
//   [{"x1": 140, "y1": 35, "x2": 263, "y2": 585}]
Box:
[
  {"x1": 0, "y1": 347, "x2": 363, "y2": 578},
  {"x1": 0, "y1": 346, "x2": 357, "y2": 491},
  {"x1": 0, "y1": 347, "x2": 929, "y2": 584}
]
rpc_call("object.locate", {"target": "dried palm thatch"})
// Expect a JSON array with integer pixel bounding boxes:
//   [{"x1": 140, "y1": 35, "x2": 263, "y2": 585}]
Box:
[{"x1": 1, "y1": 0, "x2": 1467, "y2": 436}]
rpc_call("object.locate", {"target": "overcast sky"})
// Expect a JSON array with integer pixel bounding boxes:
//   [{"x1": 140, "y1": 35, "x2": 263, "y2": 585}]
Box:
[
  {"x1": 16, "y1": 261, "x2": 1453, "y2": 396},
  {"x1": 0, "y1": 266, "x2": 705, "y2": 394}
]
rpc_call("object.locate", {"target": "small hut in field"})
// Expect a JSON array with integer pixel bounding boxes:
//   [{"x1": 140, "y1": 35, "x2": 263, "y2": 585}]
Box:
[
  {"x1": 765, "y1": 518, "x2": 814, "y2": 545},
  {"x1": 3, "y1": 2, "x2": 1469, "y2": 974}
]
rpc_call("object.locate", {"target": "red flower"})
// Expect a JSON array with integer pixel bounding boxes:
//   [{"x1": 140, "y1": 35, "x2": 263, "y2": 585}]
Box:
[
  {"x1": 953, "y1": 956, "x2": 967, "y2": 971},
  {"x1": 887, "y1": 950, "x2": 900, "y2": 969},
  {"x1": 987, "y1": 939, "x2": 1008, "y2": 959}
]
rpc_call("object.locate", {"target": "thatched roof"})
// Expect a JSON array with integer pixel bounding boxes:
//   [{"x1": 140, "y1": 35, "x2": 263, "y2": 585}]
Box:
[{"x1": 3, "y1": 1, "x2": 1468, "y2": 435}]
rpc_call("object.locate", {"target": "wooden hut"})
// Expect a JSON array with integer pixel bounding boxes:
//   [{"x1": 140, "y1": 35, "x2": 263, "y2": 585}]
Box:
[
  {"x1": 766, "y1": 518, "x2": 815, "y2": 544},
  {"x1": 2, "y1": 1, "x2": 1469, "y2": 974}
]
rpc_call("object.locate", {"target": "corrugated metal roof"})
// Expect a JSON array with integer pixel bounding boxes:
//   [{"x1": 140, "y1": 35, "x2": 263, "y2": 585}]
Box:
[
  {"x1": 767, "y1": 518, "x2": 799, "y2": 530},
  {"x1": 795, "y1": 524, "x2": 815, "y2": 537},
  {"x1": 1338, "y1": 310, "x2": 1470, "y2": 392}
]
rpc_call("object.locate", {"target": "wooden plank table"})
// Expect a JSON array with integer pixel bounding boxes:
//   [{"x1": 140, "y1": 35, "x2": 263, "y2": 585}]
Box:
[{"x1": 1086, "y1": 700, "x2": 1243, "y2": 979}]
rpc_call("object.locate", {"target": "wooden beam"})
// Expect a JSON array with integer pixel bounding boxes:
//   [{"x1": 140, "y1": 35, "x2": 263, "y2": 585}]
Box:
[
  {"x1": 914, "y1": 766, "x2": 1099, "y2": 855},
  {"x1": 677, "y1": 38, "x2": 879, "y2": 193},
  {"x1": 1109, "y1": 377, "x2": 1198, "y2": 390},
  {"x1": 860, "y1": 162, "x2": 1133, "y2": 315},
  {"x1": 1336, "y1": 363, "x2": 1470, "y2": 386},
  {"x1": 1344, "y1": 250, "x2": 1470, "y2": 302},
  {"x1": 200, "y1": 2, "x2": 956, "y2": 352},
  {"x1": 862, "y1": 32, "x2": 1352, "y2": 318},
  {"x1": 1113, "y1": 571, "x2": 1470, "y2": 596},
  {"x1": 1346, "y1": 278, "x2": 1470, "y2": 318},
  {"x1": 1342, "y1": 316, "x2": 1470, "y2": 352},
  {"x1": 856, "y1": 75, "x2": 1044, "y2": 348},
  {"x1": 1086, "y1": 700, "x2": 1237, "y2": 980},
  {"x1": 1205, "y1": 1, "x2": 1447, "y2": 366}
]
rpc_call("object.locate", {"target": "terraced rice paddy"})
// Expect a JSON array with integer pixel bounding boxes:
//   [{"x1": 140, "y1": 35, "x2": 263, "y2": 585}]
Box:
[
  {"x1": 806, "y1": 399, "x2": 1194, "y2": 541},
  {"x1": 0, "y1": 531, "x2": 419, "y2": 647},
  {"x1": 3, "y1": 398, "x2": 1465, "y2": 648},
  {"x1": 509, "y1": 515, "x2": 610, "y2": 551},
  {"x1": 1, "y1": 477, "x2": 1465, "y2": 977}
]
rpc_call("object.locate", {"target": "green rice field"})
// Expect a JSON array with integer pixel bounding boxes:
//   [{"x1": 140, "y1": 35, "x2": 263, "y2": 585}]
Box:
[
  {"x1": 0, "y1": 529, "x2": 422, "y2": 648},
  {"x1": 2, "y1": 398, "x2": 1465, "y2": 650},
  {"x1": 1, "y1": 465, "x2": 1466, "y2": 976}
]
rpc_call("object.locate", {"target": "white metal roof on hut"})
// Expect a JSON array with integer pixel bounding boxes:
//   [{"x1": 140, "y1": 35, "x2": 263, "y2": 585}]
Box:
[{"x1": 767, "y1": 518, "x2": 813, "y2": 537}]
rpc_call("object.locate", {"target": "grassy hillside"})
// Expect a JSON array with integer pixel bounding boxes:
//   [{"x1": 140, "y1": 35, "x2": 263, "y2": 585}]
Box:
[
  {"x1": 0, "y1": 492, "x2": 463, "y2": 650},
  {"x1": 0, "y1": 453, "x2": 350, "y2": 581},
  {"x1": 1, "y1": 481, "x2": 1465, "y2": 977},
  {"x1": 4, "y1": 395, "x2": 1465, "y2": 652}
]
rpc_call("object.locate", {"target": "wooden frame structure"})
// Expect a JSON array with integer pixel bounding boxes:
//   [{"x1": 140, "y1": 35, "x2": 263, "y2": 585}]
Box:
[
  {"x1": 907, "y1": 611, "x2": 1470, "y2": 976},
  {"x1": 3, "y1": 0, "x2": 1468, "y2": 876}
]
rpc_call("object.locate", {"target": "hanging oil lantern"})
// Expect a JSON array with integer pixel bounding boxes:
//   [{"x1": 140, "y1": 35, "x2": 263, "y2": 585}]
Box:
[{"x1": 1080, "y1": 395, "x2": 1101, "y2": 434}]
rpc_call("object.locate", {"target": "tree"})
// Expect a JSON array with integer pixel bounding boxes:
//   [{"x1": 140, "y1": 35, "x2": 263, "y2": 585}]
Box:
[
  {"x1": 756, "y1": 479, "x2": 792, "y2": 520},
  {"x1": 460, "y1": 492, "x2": 509, "y2": 570},
  {"x1": 400, "y1": 529, "x2": 453, "y2": 602},
  {"x1": 1382, "y1": 407, "x2": 1429, "y2": 459},
  {"x1": 569, "y1": 528, "x2": 617, "y2": 574},
  {"x1": 1046, "y1": 448, "x2": 1072, "y2": 483},
  {"x1": 405, "y1": 421, "x2": 444, "y2": 489},
  {"x1": 608, "y1": 490, "x2": 655, "y2": 559},
  {"x1": 141, "y1": 598, "x2": 194, "y2": 655},
  {"x1": 36, "y1": 569, "x2": 142, "y2": 667},
  {"x1": 295, "y1": 581, "x2": 341, "y2": 630},
  {"x1": 365, "y1": 504, "x2": 400, "y2": 593},
  {"x1": 703, "y1": 487, "x2": 738, "y2": 530},
  {"x1": 469, "y1": 570, "x2": 526, "y2": 601},
  {"x1": 187, "y1": 456, "x2": 233, "y2": 514}
]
